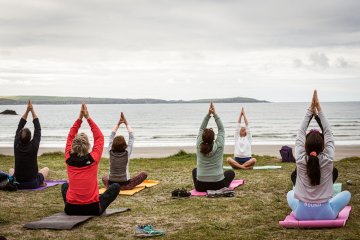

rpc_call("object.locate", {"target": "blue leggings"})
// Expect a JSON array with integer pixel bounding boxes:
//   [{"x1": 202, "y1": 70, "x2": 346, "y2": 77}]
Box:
[{"x1": 287, "y1": 190, "x2": 351, "y2": 220}]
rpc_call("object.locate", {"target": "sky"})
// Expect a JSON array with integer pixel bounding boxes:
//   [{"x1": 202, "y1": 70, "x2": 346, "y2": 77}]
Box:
[{"x1": 0, "y1": 0, "x2": 359, "y2": 102}]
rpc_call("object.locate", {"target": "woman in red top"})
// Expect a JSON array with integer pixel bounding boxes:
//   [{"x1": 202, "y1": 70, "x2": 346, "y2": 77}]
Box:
[{"x1": 61, "y1": 103, "x2": 120, "y2": 215}]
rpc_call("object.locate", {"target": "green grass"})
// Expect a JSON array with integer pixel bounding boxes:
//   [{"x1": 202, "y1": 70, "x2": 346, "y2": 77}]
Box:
[{"x1": 0, "y1": 152, "x2": 359, "y2": 240}]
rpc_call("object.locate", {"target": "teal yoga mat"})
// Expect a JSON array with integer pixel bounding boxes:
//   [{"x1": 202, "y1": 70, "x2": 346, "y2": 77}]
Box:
[{"x1": 223, "y1": 165, "x2": 282, "y2": 170}]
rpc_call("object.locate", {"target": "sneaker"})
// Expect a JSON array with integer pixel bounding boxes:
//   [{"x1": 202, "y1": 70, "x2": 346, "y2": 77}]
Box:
[
  {"x1": 171, "y1": 188, "x2": 191, "y2": 198},
  {"x1": 207, "y1": 187, "x2": 235, "y2": 198},
  {"x1": 134, "y1": 224, "x2": 165, "y2": 238}
]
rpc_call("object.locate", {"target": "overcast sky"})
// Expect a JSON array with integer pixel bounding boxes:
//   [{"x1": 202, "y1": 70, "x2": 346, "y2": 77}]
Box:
[{"x1": 0, "y1": 0, "x2": 359, "y2": 102}]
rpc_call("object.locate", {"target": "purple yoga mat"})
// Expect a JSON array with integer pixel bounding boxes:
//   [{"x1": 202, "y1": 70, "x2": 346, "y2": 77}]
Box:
[
  {"x1": 190, "y1": 179, "x2": 244, "y2": 197},
  {"x1": 24, "y1": 180, "x2": 67, "y2": 191},
  {"x1": 279, "y1": 206, "x2": 352, "y2": 228}
]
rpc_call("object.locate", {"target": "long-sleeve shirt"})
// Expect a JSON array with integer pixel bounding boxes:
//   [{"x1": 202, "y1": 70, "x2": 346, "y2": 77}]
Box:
[
  {"x1": 234, "y1": 124, "x2": 252, "y2": 158},
  {"x1": 14, "y1": 118, "x2": 41, "y2": 182},
  {"x1": 107, "y1": 127, "x2": 134, "y2": 182},
  {"x1": 294, "y1": 109, "x2": 335, "y2": 203},
  {"x1": 196, "y1": 113, "x2": 225, "y2": 182},
  {"x1": 64, "y1": 118, "x2": 104, "y2": 205}
]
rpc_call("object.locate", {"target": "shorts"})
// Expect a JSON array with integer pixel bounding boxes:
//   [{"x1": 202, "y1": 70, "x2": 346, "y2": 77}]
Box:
[
  {"x1": 17, "y1": 173, "x2": 45, "y2": 189},
  {"x1": 234, "y1": 157, "x2": 251, "y2": 164}
]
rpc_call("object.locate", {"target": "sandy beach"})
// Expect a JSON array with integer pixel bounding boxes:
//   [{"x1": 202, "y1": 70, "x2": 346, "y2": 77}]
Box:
[{"x1": 1, "y1": 145, "x2": 359, "y2": 160}]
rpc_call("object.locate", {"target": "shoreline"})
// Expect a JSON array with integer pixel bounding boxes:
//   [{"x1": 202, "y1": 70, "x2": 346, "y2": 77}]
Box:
[{"x1": 1, "y1": 145, "x2": 359, "y2": 160}]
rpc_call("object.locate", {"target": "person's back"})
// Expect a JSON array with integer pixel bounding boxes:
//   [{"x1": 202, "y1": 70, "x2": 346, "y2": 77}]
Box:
[
  {"x1": 12, "y1": 100, "x2": 48, "y2": 189},
  {"x1": 196, "y1": 113, "x2": 225, "y2": 182},
  {"x1": 62, "y1": 103, "x2": 120, "y2": 216},
  {"x1": 102, "y1": 112, "x2": 147, "y2": 190},
  {"x1": 193, "y1": 102, "x2": 234, "y2": 192},
  {"x1": 287, "y1": 90, "x2": 351, "y2": 220}
]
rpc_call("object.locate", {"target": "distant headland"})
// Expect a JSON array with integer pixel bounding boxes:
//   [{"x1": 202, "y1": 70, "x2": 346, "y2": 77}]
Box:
[{"x1": 0, "y1": 96, "x2": 269, "y2": 105}]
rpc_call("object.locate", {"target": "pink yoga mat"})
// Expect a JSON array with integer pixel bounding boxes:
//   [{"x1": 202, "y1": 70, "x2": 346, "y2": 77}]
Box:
[
  {"x1": 279, "y1": 206, "x2": 352, "y2": 228},
  {"x1": 23, "y1": 180, "x2": 67, "y2": 191},
  {"x1": 190, "y1": 179, "x2": 244, "y2": 197}
]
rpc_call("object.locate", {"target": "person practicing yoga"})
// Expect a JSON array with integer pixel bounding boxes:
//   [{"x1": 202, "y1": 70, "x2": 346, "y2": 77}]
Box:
[
  {"x1": 102, "y1": 112, "x2": 147, "y2": 190},
  {"x1": 192, "y1": 102, "x2": 235, "y2": 192},
  {"x1": 62, "y1": 103, "x2": 120, "y2": 216},
  {"x1": 10, "y1": 100, "x2": 49, "y2": 189},
  {"x1": 291, "y1": 111, "x2": 338, "y2": 185},
  {"x1": 287, "y1": 90, "x2": 351, "y2": 220},
  {"x1": 227, "y1": 107, "x2": 256, "y2": 169}
]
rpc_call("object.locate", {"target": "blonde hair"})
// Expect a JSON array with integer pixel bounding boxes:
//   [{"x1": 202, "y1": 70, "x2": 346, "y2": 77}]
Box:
[{"x1": 71, "y1": 133, "x2": 90, "y2": 157}]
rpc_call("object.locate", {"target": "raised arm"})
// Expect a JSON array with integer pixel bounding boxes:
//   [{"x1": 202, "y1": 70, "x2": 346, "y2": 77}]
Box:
[
  {"x1": 14, "y1": 101, "x2": 31, "y2": 146},
  {"x1": 196, "y1": 114, "x2": 211, "y2": 146},
  {"x1": 242, "y1": 108, "x2": 249, "y2": 127},
  {"x1": 81, "y1": 104, "x2": 104, "y2": 162},
  {"x1": 295, "y1": 90, "x2": 317, "y2": 161},
  {"x1": 30, "y1": 101, "x2": 41, "y2": 149},
  {"x1": 65, "y1": 119, "x2": 82, "y2": 160},
  {"x1": 65, "y1": 103, "x2": 85, "y2": 159},
  {"x1": 108, "y1": 123, "x2": 120, "y2": 153},
  {"x1": 295, "y1": 109, "x2": 313, "y2": 161},
  {"x1": 126, "y1": 125, "x2": 134, "y2": 156},
  {"x1": 314, "y1": 91, "x2": 334, "y2": 159},
  {"x1": 214, "y1": 113, "x2": 225, "y2": 147},
  {"x1": 235, "y1": 110, "x2": 242, "y2": 141},
  {"x1": 121, "y1": 112, "x2": 135, "y2": 155}
]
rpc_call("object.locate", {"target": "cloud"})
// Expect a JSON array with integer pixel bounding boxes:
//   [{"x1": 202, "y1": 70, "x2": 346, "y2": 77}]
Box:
[{"x1": 309, "y1": 52, "x2": 330, "y2": 69}]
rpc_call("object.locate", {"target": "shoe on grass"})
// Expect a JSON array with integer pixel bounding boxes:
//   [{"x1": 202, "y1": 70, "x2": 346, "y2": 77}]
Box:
[
  {"x1": 207, "y1": 187, "x2": 235, "y2": 198},
  {"x1": 134, "y1": 224, "x2": 165, "y2": 238},
  {"x1": 171, "y1": 188, "x2": 191, "y2": 198}
]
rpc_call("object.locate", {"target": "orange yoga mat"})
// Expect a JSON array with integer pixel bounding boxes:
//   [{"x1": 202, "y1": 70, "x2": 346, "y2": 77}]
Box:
[{"x1": 99, "y1": 180, "x2": 160, "y2": 196}]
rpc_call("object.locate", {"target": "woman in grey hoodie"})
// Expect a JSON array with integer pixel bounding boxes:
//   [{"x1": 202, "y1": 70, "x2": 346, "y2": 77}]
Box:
[
  {"x1": 287, "y1": 90, "x2": 351, "y2": 220},
  {"x1": 102, "y1": 112, "x2": 147, "y2": 190}
]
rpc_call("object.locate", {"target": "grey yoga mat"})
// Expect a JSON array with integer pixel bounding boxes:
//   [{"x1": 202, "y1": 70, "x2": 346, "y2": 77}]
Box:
[{"x1": 24, "y1": 208, "x2": 130, "y2": 230}]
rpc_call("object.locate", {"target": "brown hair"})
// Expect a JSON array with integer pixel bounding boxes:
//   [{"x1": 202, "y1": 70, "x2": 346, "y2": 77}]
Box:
[
  {"x1": 200, "y1": 128, "x2": 215, "y2": 155},
  {"x1": 20, "y1": 128, "x2": 31, "y2": 144},
  {"x1": 305, "y1": 131, "x2": 325, "y2": 186},
  {"x1": 111, "y1": 136, "x2": 127, "y2": 152}
]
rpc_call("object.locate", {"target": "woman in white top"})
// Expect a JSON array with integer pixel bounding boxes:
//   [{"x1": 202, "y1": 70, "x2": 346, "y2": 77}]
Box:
[{"x1": 227, "y1": 108, "x2": 257, "y2": 170}]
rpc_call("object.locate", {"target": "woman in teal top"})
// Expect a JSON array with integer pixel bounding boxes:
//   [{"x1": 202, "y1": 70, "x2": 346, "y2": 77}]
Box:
[{"x1": 192, "y1": 102, "x2": 235, "y2": 192}]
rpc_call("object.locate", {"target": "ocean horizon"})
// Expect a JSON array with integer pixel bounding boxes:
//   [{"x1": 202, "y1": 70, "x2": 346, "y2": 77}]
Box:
[{"x1": 0, "y1": 102, "x2": 359, "y2": 148}]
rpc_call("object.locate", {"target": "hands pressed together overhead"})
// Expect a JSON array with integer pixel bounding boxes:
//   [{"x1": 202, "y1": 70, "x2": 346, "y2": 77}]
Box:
[
  {"x1": 118, "y1": 112, "x2": 128, "y2": 126},
  {"x1": 208, "y1": 102, "x2": 216, "y2": 116},
  {"x1": 79, "y1": 102, "x2": 90, "y2": 120},
  {"x1": 23, "y1": 100, "x2": 38, "y2": 120},
  {"x1": 310, "y1": 90, "x2": 322, "y2": 114}
]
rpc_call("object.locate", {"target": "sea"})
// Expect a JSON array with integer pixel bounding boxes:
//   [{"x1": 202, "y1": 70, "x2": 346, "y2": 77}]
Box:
[{"x1": 0, "y1": 102, "x2": 359, "y2": 148}]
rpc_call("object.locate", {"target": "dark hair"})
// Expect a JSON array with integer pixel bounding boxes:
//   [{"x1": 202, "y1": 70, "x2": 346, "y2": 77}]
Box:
[
  {"x1": 305, "y1": 131, "x2": 325, "y2": 186},
  {"x1": 200, "y1": 128, "x2": 215, "y2": 155},
  {"x1": 111, "y1": 136, "x2": 127, "y2": 152},
  {"x1": 20, "y1": 128, "x2": 31, "y2": 144}
]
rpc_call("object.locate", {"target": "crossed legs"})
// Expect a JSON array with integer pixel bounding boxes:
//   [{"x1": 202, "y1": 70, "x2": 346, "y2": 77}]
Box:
[{"x1": 227, "y1": 157, "x2": 256, "y2": 170}]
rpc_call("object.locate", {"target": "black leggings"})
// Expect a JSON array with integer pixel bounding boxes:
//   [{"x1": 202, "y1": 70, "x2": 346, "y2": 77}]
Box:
[
  {"x1": 291, "y1": 167, "x2": 338, "y2": 186},
  {"x1": 192, "y1": 168, "x2": 235, "y2": 192},
  {"x1": 61, "y1": 182, "x2": 120, "y2": 216}
]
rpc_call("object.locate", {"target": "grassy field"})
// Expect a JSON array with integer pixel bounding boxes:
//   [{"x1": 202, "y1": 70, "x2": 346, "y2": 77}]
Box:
[{"x1": 0, "y1": 152, "x2": 359, "y2": 240}]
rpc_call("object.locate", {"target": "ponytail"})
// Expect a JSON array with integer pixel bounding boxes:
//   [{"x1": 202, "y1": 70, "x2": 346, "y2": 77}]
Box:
[
  {"x1": 200, "y1": 142, "x2": 213, "y2": 155},
  {"x1": 200, "y1": 128, "x2": 215, "y2": 155},
  {"x1": 306, "y1": 153, "x2": 321, "y2": 186}
]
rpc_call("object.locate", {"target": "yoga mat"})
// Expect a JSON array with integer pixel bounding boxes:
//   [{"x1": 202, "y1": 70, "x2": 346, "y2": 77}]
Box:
[
  {"x1": 137, "y1": 180, "x2": 160, "y2": 188},
  {"x1": 223, "y1": 166, "x2": 282, "y2": 170},
  {"x1": 24, "y1": 208, "x2": 130, "y2": 230},
  {"x1": 99, "y1": 180, "x2": 159, "y2": 196},
  {"x1": 190, "y1": 179, "x2": 244, "y2": 197},
  {"x1": 253, "y1": 166, "x2": 282, "y2": 170},
  {"x1": 279, "y1": 206, "x2": 351, "y2": 228},
  {"x1": 21, "y1": 180, "x2": 67, "y2": 191}
]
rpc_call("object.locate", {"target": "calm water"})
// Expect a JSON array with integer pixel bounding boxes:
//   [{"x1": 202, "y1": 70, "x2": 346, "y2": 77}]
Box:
[{"x1": 0, "y1": 103, "x2": 359, "y2": 148}]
